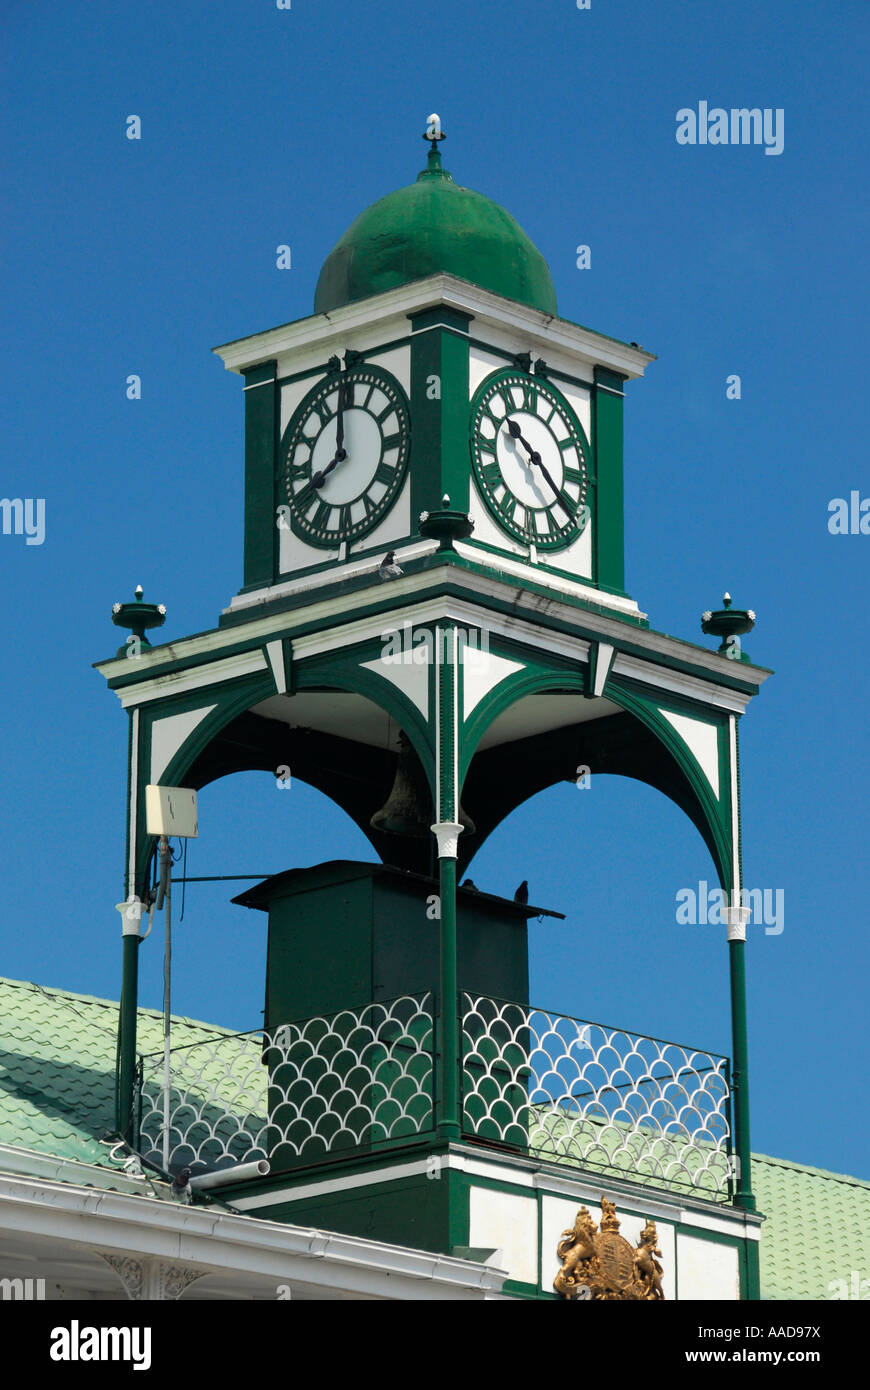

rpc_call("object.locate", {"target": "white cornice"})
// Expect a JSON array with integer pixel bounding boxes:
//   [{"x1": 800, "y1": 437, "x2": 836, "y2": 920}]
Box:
[
  {"x1": 225, "y1": 539, "x2": 439, "y2": 615},
  {"x1": 233, "y1": 1148, "x2": 761, "y2": 1240},
  {"x1": 291, "y1": 594, "x2": 591, "y2": 667},
  {"x1": 115, "y1": 650, "x2": 267, "y2": 709},
  {"x1": 224, "y1": 538, "x2": 644, "y2": 622},
  {"x1": 452, "y1": 541, "x2": 644, "y2": 618},
  {"x1": 212, "y1": 274, "x2": 656, "y2": 381},
  {"x1": 0, "y1": 1170, "x2": 506, "y2": 1300},
  {"x1": 97, "y1": 564, "x2": 770, "y2": 714}
]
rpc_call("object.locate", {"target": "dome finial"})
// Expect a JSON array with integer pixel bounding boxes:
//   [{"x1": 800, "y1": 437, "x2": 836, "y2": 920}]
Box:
[
  {"x1": 420, "y1": 113, "x2": 449, "y2": 179},
  {"x1": 423, "y1": 113, "x2": 445, "y2": 150}
]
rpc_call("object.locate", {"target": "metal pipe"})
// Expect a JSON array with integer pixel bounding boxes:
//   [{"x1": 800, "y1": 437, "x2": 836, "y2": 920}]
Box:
[
  {"x1": 169, "y1": 875, "x2": 275, "y2": 883},
  {"x1": 157, "y1": 835, "x2": 172, "y2": 1172},
  {"x1": 189, "y1": 1160, "x2": 271, "y2": 1191}
]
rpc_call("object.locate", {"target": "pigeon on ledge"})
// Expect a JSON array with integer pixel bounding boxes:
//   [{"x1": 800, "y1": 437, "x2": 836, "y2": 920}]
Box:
[{"x1": 378, "y1": 551, "x2": 404, "y2": 581}]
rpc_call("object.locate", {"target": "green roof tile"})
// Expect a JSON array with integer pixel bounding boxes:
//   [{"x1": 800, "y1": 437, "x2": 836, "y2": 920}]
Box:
[
  {"x1": 0, "y1": 976, "x2": 244, "y2": 1172},
  {"x1": 752, "y1": 1153, "x2": 870, "y2": 1301}
]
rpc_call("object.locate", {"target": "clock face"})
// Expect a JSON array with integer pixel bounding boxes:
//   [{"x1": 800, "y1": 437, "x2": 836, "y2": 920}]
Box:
[
  {"x1": 470, "y1": 371, "x2": 590, "y2": 550},
  {"x1": 281, "y1": 365, "x2": 410, "y2": 548}
]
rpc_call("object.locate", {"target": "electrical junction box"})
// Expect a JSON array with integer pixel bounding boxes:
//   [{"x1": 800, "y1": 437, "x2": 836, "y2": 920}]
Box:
[{"x1": 145, "y1": 784, "x2": 198, "y2": 839}]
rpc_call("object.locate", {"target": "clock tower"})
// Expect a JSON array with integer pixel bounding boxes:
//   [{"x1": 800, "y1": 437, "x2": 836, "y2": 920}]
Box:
[{"x1": 99, "y1": 123, "x2": 771, "y2": 1299}]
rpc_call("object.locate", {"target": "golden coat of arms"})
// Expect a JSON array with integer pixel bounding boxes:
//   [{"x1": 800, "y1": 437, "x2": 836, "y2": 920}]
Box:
[{"x1": 553, "y1": 1197, "x2": 665, "y2": 1300}]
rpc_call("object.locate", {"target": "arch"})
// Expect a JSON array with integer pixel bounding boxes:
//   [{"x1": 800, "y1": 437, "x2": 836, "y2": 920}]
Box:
[
  {"x1": 455, "y1": 657, "x2": 733, "y2": 887},
  {"x1": 128, "y1": 648, "x2": 445, "y2": 897}
]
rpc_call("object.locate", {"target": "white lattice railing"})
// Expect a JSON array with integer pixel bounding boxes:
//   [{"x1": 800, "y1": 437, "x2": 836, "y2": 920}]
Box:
[
  {"x1": 461, "y1": 994, "x2": 733, "y2": 1197},
  {"x1": 136, "y1": 993, "x2": 434, "y2": 1174},
  {"x1": 136, "y1": 990, "x2": 732, "y2": 1197}
]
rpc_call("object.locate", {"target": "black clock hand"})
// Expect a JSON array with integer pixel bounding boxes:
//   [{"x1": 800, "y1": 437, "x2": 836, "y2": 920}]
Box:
[
  {"x1": 505, "y1": 417, "x2": 539, "y2": 460},
  {"x1": 295, "y1": 456, "x2": 341, "y2": 507},
  {"x1": 335, "y1": 374, "x2": 348, "y2": 453},
  {"x1": 505, "y1": 419, "x2": 577, "y2": 518},
  {"x1": 313, "y1": 443, "x2": 348, "y2": 488},
  {"x1": 295, "y1": 383, "x2": 350, "y2": 503},
  {"x1": 535, "y1": 458, "x2": 578, "y2": 519}
]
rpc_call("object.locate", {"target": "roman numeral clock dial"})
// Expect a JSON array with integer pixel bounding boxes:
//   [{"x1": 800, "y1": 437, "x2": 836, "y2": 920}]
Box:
[
  {"x1": 281, "y1": 365, "x2": 410, "y2": 549},
  {"x1": 470, "y1": 371, "x2": 590, "y2": 550}
]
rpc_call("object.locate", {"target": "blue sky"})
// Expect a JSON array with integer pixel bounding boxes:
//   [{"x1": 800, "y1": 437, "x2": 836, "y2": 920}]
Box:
[{"x1": 2, "y1": 0, "x2": 868, "y2": 1181}]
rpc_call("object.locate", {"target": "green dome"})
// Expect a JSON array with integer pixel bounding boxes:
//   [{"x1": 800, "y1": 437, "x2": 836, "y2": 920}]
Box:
[{"x1": 314, "y1": 149, "x2": 557, "y2": 316}]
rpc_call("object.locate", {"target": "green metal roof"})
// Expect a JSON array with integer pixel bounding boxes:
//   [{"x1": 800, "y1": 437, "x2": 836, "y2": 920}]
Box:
[
  {"x1": 1, "y1": 975, "x2": 866, "y2": 1300},
  {"x1": 314, "y1": 148, "x2": 558, "y2": 317},
  {"x1": 752, "y1": 1151, "x2": 870, "y2": 1301},
  {"x1": 0, "y1": 976, "x2": 245, "y2": 1172}
]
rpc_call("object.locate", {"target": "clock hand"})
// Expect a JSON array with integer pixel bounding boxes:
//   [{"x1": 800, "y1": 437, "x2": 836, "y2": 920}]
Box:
[
  {"x1": 314, "y1": 375, "x2": 352, "y2": 485},
  {"x1": 335, "y1": 374, "x2": 348, "y2": 453},
  {"x1": 505, "y1": 419, "x2": 577, "y2": 518},
  {"x1": 313, "y1": 444, "x2": 348, "y2": 488},
  {"x1": 294, "y1": 375, "x2": 352, "y2": 504},
  {"x1": 505, "y1": 418, "x2": 539, "y2": 461},
  {"x1": 535, "y1": 459, "x2": 578, "y2": 519},
  {"x1": 295, "y1": 455, "x2": 345, "y2": 508}
]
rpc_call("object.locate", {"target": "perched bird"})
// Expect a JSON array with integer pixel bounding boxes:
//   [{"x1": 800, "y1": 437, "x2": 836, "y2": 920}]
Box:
[
  {"x1": 513, "y1": 880, "x2": 529, "y2": 905},
  {"x1": 462, "y1": 879, "x2": 478, "y2": 892},
  {"x1": 378, "y1": 550, "x2": 404, "y2": 581},
  {"x1": 171, "y1": 1167, "x2": 192, "y2": 1203}
]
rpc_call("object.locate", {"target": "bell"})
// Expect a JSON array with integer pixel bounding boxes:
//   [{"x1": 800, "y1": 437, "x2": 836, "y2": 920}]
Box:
[{"x1": 371, "y1": 733, "x2": 475, "y2": 838}]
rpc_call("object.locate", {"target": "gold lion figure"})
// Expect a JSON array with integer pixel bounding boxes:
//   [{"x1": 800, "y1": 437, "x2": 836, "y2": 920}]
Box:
[
  {"x1": 634, "y1": 1219, "x2": 665, "y2": 1300},
  {"x1": 553, "y1": 1206, "x2": 597, "y2": 1298}
]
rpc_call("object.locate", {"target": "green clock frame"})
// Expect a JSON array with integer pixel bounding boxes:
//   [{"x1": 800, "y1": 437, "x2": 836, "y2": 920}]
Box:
[
  {"x1": 281, "y1": 364, "x2": 411, "y2": 549},
  {"x1": 469, "y1": 369, "x2": 591, "y2": 551}
]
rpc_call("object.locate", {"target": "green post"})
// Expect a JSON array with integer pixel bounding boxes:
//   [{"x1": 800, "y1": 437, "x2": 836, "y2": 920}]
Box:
[
  {"x1": 242, "y1": 359, "x2": 278, "y2": 593},
  {"x1": 727, "y1": 715, "x2": 761, "y2": 1299},
  {"x1": 433, "y1": 621, "x2": 462, "y2": 1141},
  {"x1": 592, "y1": 366, "x2": 627, "y2": 595},
  {"x1": 116, "y1": 928, "x2": 141, "y2": 1140},
  {"x1": 729, "y1": 935, "x2": 761, "y2": 1298},
  {"x1": 115, "y1": 708, "x2": 145, "y2": 1142},
  {"x1": 437, "y1": 854, "x2": 460, "y2": 1141},
  {"x1": 728, "y1": 937, "x2": 755, "y2": 1211},
  {"x1": 409, "y1": 307, "x2": 471, "y2": 521}
]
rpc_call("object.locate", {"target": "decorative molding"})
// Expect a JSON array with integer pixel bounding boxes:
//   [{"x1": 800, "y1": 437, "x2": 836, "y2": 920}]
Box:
[
  {"x1": 117, "y1": 651, "x2": 268, "y2": 709},
  {"x1": 265, "y1": 639, "x2": 287, "y2": 694},
  {"x1": 726, "y1": 905, "x2": 750, "y2": 942},
  {"x1": 98, "y1": 1252, "x2": 206, "y2": 1301},
  {"x1": 431, "y1": 821, "x2": 464, "y2": 859},
  {"x1": 591, "y1": 641, "x2": 615, "y2": 697}
]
